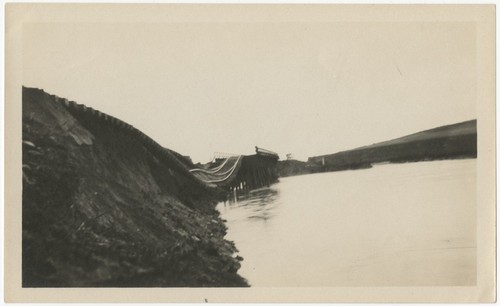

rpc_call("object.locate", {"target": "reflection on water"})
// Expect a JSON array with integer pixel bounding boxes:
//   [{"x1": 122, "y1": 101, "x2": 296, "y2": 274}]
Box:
[
  {"x1": 217, "y1": 159, "x2": 476, "y2": 287},
  {"x1": 220, "y1": 188, "x2": 280, "y2": 222}
]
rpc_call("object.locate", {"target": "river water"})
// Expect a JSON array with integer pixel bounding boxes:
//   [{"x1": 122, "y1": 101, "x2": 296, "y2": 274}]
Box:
[{"x1": 217, "y1": 159, "x2": 476, "y2": 286}]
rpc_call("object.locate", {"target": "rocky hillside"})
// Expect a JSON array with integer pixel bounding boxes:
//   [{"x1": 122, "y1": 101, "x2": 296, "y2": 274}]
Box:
[{"x1": 22, "y1": 87, "x2": 247, "y2": 287}]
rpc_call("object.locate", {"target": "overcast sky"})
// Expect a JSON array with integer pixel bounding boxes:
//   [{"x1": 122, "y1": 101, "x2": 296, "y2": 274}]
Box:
[{"x1": 23, "y1": 21, "x2": 476, "y2": 163}]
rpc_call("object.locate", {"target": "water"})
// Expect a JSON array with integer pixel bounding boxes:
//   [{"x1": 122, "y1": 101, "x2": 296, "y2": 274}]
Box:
[{"x1": 217, "y1": 159, "x2": 476, "y2": 286}]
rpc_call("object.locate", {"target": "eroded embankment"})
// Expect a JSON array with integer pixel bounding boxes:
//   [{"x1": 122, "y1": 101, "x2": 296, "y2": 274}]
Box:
[{"x1": 21, "y1": 87, "x2": 247, "y2": 287}]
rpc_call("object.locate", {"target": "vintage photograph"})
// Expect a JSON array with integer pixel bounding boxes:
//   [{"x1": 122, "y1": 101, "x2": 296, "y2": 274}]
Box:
[{"x1": 5, "y1": 3, "x2": 496, "y2": 303}]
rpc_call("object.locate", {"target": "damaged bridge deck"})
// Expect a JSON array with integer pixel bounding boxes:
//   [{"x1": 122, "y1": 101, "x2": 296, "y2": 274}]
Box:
[{"x1": 190, "y1": 147, "x2": 279, "y2": 192}]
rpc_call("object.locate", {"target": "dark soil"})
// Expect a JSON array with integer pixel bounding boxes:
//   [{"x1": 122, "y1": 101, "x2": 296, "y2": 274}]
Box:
[{"x1": 22, "y1": 87, "x2": 248, "y2": 287}]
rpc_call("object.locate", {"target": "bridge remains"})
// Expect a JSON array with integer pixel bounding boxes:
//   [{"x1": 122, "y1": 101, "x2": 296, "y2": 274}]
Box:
[{"x1": 190, "y1": 147, "x2": 279, "y2": 193}]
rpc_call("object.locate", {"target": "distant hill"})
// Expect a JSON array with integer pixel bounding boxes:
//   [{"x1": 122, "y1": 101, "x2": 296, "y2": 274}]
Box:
[
  {"x1": 357, "y1": 120, "x2": 477, "y2": 150},
  {"x1": 307, "y1": 120, "x2": 476, "y2": 173}
]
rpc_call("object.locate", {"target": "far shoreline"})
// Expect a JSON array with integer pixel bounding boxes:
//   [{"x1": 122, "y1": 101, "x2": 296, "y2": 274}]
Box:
[{"x1": 278, "y1": 120, "x2": 476, "y2": 178}]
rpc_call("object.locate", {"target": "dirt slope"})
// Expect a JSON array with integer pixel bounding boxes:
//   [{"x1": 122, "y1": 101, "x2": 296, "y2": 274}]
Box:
[{"x1": 22, "y1": 87, "x2": 247, "y2": 287}]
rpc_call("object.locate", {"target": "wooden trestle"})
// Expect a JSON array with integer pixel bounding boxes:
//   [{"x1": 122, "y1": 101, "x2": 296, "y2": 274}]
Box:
[{"x1": 190, "y1": 147, "x2": 279, "y2": 193}]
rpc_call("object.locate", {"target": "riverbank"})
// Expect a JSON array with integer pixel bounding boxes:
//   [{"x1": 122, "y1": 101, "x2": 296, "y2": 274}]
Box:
[
  {"x1": 277, "y1": 120, "x2": 476, "y2": 177},
  {"x1": 22, "y1": 87, "x2": 247, "y2": 287},
  {"x1": 308, "y1": 120, "x2": 476, "y2": 173}
]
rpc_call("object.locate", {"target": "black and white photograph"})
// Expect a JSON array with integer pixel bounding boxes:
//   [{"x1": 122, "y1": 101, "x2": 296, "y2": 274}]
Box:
[{"x1": 4, "y1": 3, "x2": 496, "y2": 303}]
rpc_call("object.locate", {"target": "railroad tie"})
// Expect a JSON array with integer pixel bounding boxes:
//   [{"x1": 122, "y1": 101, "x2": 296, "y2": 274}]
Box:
[{"x1": 68, "y1": 101, "x2": 77, "y2": 110}]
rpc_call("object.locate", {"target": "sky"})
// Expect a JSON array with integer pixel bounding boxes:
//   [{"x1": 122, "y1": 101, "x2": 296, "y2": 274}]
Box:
[{"x1": 23, "y1": 21, "x2": 476, "y2": 163}]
